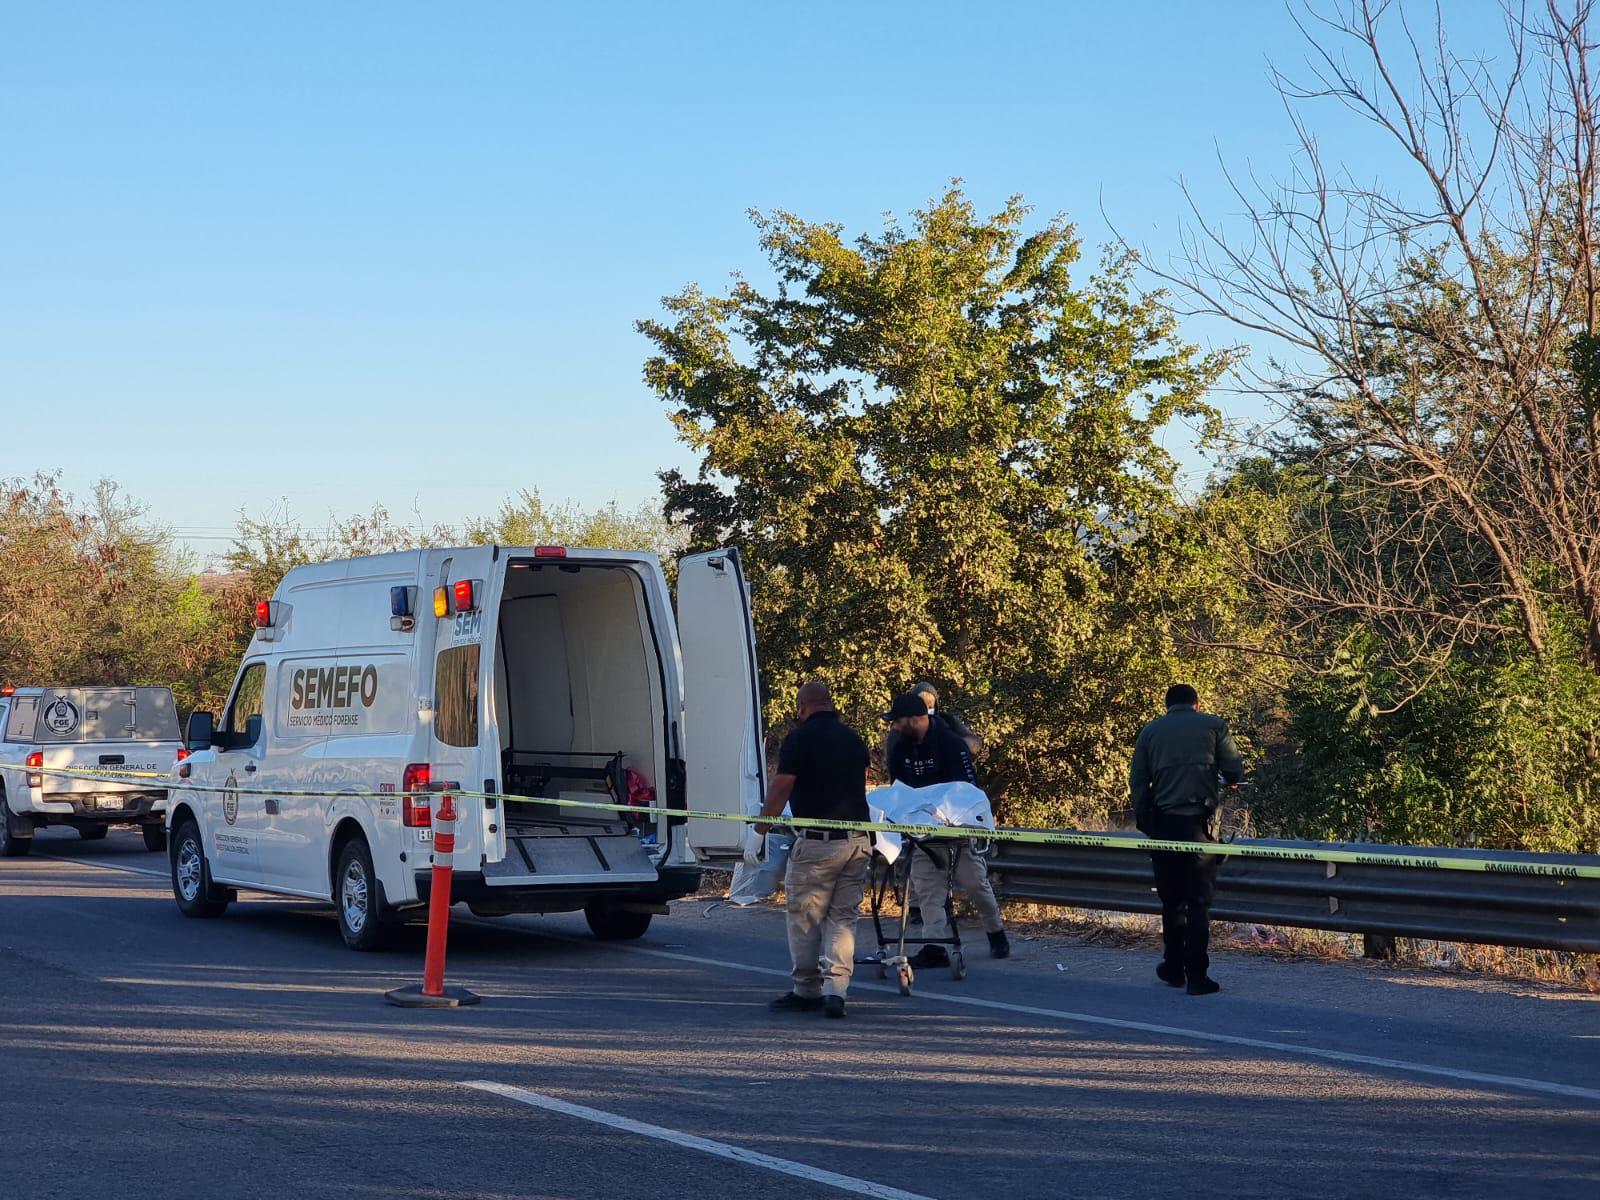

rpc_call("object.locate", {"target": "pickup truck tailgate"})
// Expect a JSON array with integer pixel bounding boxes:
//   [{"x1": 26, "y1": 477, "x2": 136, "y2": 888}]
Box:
[{"x1": 39, "y1": 743, "x2": 175, "y2": 795}]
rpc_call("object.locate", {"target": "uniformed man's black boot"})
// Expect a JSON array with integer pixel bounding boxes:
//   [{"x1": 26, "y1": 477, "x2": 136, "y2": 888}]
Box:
[
  {"x1": 1156, "y1": 961, "x2": 1185, "y2": 987},
  {"x1": 1186, "y1": 975, "x2": 1221, "y2": 995},
  {"x1": 987, "y1": 930, "x2": 1011, "y2": 959}
]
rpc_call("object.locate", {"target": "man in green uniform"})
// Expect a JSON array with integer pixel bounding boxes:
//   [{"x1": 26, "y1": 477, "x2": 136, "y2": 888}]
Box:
[{"x1": 1128, "y1": 683, "x2": 1244, "y2": 996}]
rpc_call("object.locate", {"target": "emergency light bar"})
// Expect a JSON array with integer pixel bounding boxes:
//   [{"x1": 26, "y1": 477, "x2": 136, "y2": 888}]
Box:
[
  {"x1": 253, "y1": 600, "x2": 289, "y2": 642},
  {"x1": 390, "y1": 586, "x2": 417, "y2": 633},
  {"x1": 431, "y1": 580, "x2": 483, "y2": 618},
  {"x1": 0, "y1": 685, "x2": 13, "y2": 696}
]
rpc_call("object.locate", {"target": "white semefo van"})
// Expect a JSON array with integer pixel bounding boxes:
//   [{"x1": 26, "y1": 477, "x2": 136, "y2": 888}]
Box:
[{"x1": 166, "y1": 544, "x2": 765, "y2": 948}]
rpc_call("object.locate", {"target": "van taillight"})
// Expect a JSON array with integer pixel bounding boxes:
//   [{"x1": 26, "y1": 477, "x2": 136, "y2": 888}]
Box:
[{"x1": 402, "y1": 763, "x2": 433, "y2": 827}]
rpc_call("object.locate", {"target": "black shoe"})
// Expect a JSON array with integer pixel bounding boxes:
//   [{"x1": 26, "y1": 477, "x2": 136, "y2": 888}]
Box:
[
  {"x1": 769, "y1": 992, "x2": 825, "y2": 1012},
  {"x1": 1186, "y1": 976, "x2": 1221, "y2": 996},
  {"x1": 909, "y1": 946, "x2": 950, "y2": 969},
  {"x1": 987, "y1": 930, "x2": 1011, "y2": 959},
  {"x1": 1156, "y1": 961, "x2": 1185, "y2": 988},
  {"x1": 823, "y1": 996, "x2": 846, "y2": 1019}
]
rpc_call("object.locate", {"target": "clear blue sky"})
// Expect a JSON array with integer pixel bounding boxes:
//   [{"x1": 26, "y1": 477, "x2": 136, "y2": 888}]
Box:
[{"x1": 1, "y1": 2, "x2": 1511, "y2": 564}]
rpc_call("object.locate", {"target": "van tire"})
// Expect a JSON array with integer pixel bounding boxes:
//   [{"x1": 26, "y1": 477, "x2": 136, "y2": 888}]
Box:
[
  {"x1": 77, "y1": 824, "x2": 109, "y2": 841},
  {"x1": 584, "y1": 903, "x2": 654, "y2": 941},
  {"x1": 142, "y1": 823, "x2": 168, "y2": 852},
  {"x1": 171, "y1": 820, "x2": 229, "y2": 918},
  {"x1": 335, "y1": 837, "x2": 392, "y2": 951},
  {"x1": 1, "y1": 799, "x2": 31, "y2": 858}
]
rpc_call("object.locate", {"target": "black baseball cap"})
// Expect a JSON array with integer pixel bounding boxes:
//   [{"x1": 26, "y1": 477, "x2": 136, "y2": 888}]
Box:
[{"x1": 882, "y1": 692, "x2": 929, "y2": 721}]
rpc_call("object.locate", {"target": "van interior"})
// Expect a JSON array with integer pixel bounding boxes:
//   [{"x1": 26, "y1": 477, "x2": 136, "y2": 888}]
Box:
[{"x1": 487, "y1": 559, "x2": 670, "y2": 882}]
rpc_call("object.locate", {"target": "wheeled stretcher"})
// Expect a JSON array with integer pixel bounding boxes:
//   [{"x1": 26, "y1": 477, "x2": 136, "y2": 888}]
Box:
[{"x1": 855, "y1": 834, "x2": 969, "y2": 995}]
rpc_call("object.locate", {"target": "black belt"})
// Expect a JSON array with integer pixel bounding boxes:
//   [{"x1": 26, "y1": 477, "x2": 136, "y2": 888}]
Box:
[{"x1": 798, "y1": 829, "x2": 865, "y2": 841}]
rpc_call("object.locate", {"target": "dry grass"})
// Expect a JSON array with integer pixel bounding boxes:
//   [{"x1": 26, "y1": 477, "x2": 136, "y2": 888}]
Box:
[{"x1": 996, "y1": 901, "x2": 1600, "y2": 993}]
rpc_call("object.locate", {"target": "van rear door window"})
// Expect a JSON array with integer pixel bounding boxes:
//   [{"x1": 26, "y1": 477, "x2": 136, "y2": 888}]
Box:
[
  {"x1": 435, "y1": 645, "x2": 480, "y2": 748},
  {"x1": 4, "y1": 698, "x2": 37, "y2": 742}
]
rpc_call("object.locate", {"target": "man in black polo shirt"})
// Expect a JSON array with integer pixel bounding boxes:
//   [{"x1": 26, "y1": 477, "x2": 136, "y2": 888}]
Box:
[{"x1": 756, "y1": 680, "x2": 872, "y2": 1019}]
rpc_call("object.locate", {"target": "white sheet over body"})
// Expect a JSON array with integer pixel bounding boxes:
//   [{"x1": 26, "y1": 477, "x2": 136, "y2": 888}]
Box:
[{"x1": 866, "y1": 781, "x2": 995, "y2": 864}]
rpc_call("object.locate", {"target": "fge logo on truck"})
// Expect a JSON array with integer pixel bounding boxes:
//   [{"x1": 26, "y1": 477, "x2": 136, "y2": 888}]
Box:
[{"x1": 166, "y1": 544, "x2": 765, "y2": 951}]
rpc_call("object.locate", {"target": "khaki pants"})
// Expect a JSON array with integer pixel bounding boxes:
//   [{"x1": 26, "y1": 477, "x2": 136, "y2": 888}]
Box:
[
  {"x1": 784, "y1": 833, "x2": 871, "y2": 999},
  {"x1": 908, "y1": 840, "x2": 1004, "y2": 946}
]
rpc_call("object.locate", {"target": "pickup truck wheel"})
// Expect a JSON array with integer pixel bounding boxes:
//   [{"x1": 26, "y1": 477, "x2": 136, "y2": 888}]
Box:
[
  {"x1": 584, "y1": 904, "x2": 653, "y2": 941},
  {"x1": 77, "y1": 824, "x2": 109, "y2": 841},
  {"x1": 0, "y1": 800, "x2": 31, "y2": 858},
  {"x1": 335, "y1": 837, "x2": 392, "y2": 951},
  {"x1": 142, "y1": 823, "x2": 168, "y2": 852},
  {"x1": 171, "y1": 820, "x2": 228, "y2": 918}
]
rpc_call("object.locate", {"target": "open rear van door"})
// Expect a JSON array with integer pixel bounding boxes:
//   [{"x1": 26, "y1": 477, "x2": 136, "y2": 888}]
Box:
[{"x1": 677, "y1": 548, "x2": 766, "y2": 859}]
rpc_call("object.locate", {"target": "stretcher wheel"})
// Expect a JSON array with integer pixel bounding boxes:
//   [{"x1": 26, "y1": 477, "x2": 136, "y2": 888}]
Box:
[
  {"x1": 951, "y1": 950, "x2": 967, "y2": 981},
  {"x1": 897, "y1": 966, "x2": 913, "y2": 996}
]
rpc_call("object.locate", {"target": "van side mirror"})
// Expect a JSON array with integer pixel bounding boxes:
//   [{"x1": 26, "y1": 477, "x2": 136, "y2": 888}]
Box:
[{"x1": 186, "y1": 711, "x2": 216, "y2": 753}]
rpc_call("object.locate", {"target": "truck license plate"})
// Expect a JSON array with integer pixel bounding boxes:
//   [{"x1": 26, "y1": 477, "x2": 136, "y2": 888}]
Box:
[{"x1": 94, "y1": 796, "x2": 126, "y2": 811}]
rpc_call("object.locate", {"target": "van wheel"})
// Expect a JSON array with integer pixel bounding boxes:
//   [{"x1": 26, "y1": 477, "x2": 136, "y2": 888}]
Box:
[
  {"x1": 77, "y1": 824, "x2": 109, "y2": 841},
  {"x1": 335, "y1": 837, "x2": 392, "y2": 951},
  {"x1": 584, "y1": 904, "x2": 653, "y2": 941},
  {"x1": 142, "y1": 824, "x2": 168, "y2": 852},
  {"x1": 171, "y1": 820, "x2": 229, "y2": 918},
  {"x1": 1, "y1": 797, "x2": 31, "y2": 858}
]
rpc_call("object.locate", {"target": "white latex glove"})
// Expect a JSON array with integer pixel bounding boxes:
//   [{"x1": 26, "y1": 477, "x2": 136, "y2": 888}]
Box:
[{"x1": 741, "y1": 825, "x2": 765, "y2": 867}]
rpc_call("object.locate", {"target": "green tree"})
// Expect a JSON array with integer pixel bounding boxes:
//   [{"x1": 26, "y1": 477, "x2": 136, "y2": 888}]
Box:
[
  {"x1": 641, "y1": 186, "x2": 1248, "y2": 824},
  {"x1": 226, "y1": 502, "x2": 452, "y2": 599},
  {"x1": 1249, "y1": 615, "x2": 1600, "y2": 854},
  {"x1": 464, "y1": 489, "x2": 686, "y2": 563},
  {"x1": 0, "y1": 473, "x2": 244, "y2": 714}
]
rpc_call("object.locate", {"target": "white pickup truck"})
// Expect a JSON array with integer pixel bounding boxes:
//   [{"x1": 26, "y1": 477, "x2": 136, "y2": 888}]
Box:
[{"x1": 0, "y1": 685, "x2": 186, "y2": 856}]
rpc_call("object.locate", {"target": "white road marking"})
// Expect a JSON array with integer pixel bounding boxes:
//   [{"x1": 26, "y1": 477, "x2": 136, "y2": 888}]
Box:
[
  {"x1": 39, "y1": 854, "x2": 169, "y2": 880},
  {"x1": 38, "y1": 854, "x2": 1600, "y2": 1106},
  {"x1": 531, "y1": 930, "x2": 1600, "y2": 1105},
  {"x1": 463, "y1": 1080, "x2": 937, "y2": 1200}
]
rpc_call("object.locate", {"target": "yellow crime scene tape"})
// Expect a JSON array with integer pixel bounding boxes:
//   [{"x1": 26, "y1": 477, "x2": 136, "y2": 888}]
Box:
[{"x1": 18, "y1": 763, "x2": 1600, "y2": 880}]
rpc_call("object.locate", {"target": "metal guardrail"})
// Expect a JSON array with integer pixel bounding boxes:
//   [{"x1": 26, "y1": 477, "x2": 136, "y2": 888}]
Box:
[{"x1": 987, "y1": 836, "x2": 1600, "y2": 953}]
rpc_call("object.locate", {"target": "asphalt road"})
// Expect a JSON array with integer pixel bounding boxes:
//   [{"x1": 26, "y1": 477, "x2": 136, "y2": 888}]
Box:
[{"x1": 2, "y1": 828, "x2": 1596, "y2": 1200}]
